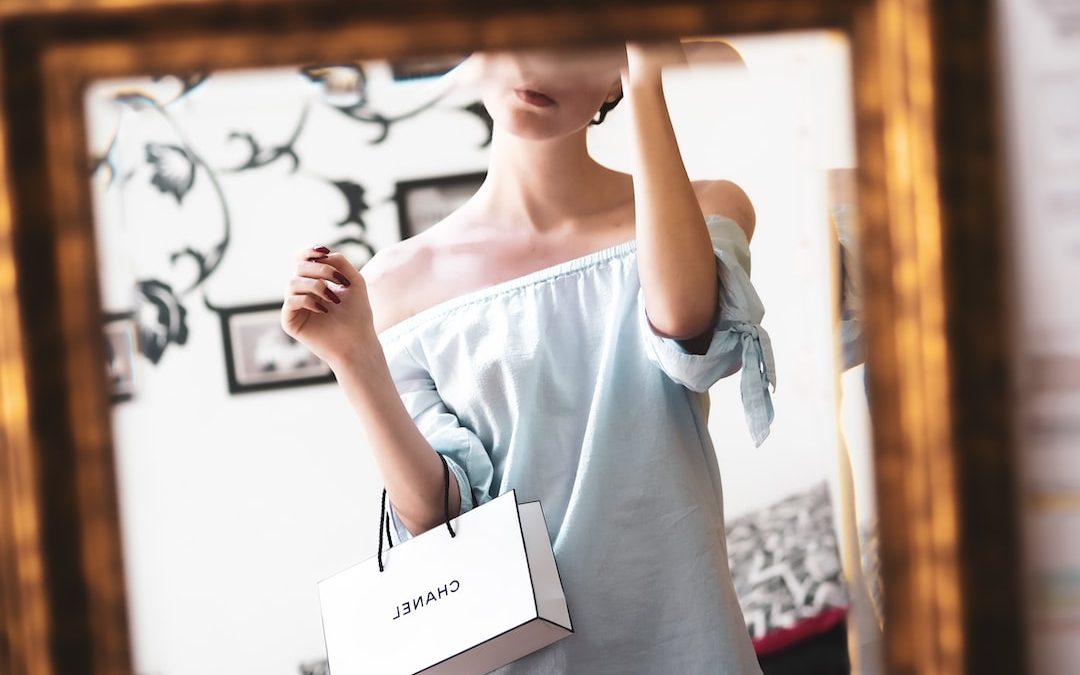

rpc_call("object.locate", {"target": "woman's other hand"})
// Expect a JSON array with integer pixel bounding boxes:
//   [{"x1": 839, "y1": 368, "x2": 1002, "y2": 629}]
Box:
[
  {"x1": 622, "y1": 40, "x2": 688, "y2": 86},
  {"x1": 281, "y1": 245, "x2": 375, "y2": 370}
]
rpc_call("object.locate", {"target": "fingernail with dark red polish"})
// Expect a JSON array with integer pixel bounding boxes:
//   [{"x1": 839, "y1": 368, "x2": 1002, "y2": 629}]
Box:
[
  {"x1": 325, "y1": 289, "x2": 341, "y2": 304},
  {"x1": 332, "y1": 271, "x2": 351, "y2": 287},
  {"x1": 314, "y1": 301, "x2": 328, "y2": 313},
  {"x1": 307, "y1": 255, "x2": 328, "y2": 262},
  {"x1": 313, "y1": 245, "x2": 331, "y2": 254}
]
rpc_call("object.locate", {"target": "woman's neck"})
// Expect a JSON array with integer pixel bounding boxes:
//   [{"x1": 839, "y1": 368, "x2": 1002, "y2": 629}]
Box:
[{"x1": 472, "y1": 127, "x2": 633, "y2": 234}]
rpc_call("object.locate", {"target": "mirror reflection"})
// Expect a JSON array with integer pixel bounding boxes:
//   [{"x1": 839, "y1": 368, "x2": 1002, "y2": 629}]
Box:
[{"x1": 86, "y1": 31, "x2": 881, "y2": 675}]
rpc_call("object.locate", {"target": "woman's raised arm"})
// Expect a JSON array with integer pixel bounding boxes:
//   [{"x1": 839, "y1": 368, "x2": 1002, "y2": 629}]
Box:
[{"x1": 622, "y1": 41, "x2": 725, "y2": 343}]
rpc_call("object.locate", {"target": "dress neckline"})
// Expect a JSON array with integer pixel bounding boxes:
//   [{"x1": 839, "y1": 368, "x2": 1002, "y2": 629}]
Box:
[
  {"x1": 376, "y1": 236, "x2": 639, "y2": 343},
  {"x1": 374, "y1": 213, "x2": 739, "y2": 344}
]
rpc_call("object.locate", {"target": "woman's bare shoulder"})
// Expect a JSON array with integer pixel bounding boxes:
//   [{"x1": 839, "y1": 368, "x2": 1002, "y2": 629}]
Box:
[
  {"x1": 691, "y1": 179, "x2": 756, "y2": 242},
  {"x1": 361, "y1": 208, "x2": 490, "y2": 334},
  {"x1": 361, "y1": 234, "x2": 440, "y2": 335}
]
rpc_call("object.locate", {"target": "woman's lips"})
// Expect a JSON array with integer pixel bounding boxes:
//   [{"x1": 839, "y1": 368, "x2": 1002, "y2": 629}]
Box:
[{"x1": 515, "y1": 88, "x2": 556, "y2": 107}]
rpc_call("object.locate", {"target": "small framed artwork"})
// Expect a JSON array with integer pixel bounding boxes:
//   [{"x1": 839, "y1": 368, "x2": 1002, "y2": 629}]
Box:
[
  {"x1": 216, "y1": 301, "x2": 335, "y2": 395},
  {"x1": 388, "y1": 54, "x2": 468, "y2": 81},
  {"x1": 393, "y1": 171, "x2": 486, "y2": 239},
  {"x1": 103, "y1": 311, "x2": 138, "y2": 403},
  {"x1": 299, "y1": 659, "x2": 329, "y2": 675}
]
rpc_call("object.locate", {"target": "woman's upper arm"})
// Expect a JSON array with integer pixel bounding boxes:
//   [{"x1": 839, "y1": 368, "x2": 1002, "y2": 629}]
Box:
[{"x1": 638, "y1": 212, "x2": 776, "y2": 445}]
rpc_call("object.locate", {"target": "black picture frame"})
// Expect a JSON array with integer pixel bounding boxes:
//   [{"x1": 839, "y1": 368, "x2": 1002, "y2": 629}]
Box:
[
  {"x1": 299, "y1": 659, "x2": 329, "y2": 675},
  {"x1": 393, "y1": 171, "x2": 487, "y2": 239},
  {"x1": 103, "y1": 311, "x2": 138, "y2": 404},
  {"x1": 215, "y1": 301, "x2": 335, "y2": 395}
]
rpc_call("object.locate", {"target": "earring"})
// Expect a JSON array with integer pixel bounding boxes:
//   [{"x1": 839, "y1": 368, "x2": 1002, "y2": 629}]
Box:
[{"x1": 592, "y1": 95, "x2": 619, "y2": 125}]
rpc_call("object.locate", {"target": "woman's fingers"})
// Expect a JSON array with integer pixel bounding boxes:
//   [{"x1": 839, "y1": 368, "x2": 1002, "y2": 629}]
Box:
[
  {"x1": 317, "y1": 252, "x2": 363, "y2": 287},
  {"x1": 287, "y1": 276, "x2": 343, "y2": 306},
  {"x1": 283, "y1": 292, "x2": 329, "y2": 315},
  {"x1": 296, "y1": 244, "x2": 332, "y2": 263},
  {"x1": 295, "y1": 245, "x2": 363, "y2": 286},
  {"x1": 297, "y1": 259, "x2": 353, "y2": 287}
]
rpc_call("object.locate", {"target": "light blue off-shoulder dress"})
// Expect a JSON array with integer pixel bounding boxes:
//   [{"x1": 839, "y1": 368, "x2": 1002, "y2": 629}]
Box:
[{"x1": 379, "y1": 214, "x2": 776, "y2": 674}]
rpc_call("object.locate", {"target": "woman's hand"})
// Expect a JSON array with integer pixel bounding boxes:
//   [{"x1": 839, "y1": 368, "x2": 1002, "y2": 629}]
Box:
[
  {"x1": 622, "y1": 40, "x2": 688, "y2": 88},
  {"x1": 280, "y1": 245, "x2": 376, "y2": 370}
]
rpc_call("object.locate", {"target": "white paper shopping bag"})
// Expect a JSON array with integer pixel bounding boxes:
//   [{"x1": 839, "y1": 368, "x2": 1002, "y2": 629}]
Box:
[{"x1": 318, "y1": 458, "x2": 573, "y2": 675}]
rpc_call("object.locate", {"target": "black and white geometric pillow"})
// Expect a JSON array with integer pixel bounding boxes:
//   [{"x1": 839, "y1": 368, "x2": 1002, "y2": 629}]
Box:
[{"x1": 725, "y1": 482, "x2": 848, "y2": 644}]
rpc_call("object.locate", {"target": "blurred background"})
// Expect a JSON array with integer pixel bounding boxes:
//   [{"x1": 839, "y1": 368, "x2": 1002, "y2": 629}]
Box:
[{"x1": 997, "y1": 2, "x2": 1080, "y2": 674}]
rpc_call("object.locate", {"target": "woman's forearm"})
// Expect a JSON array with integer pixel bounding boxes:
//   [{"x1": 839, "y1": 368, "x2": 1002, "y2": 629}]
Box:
[
  {"x1": 329, "y1": 339, "x2": 461, "y2": 535},
  {"x1": 624, "y1": 73, "x2": 719, "y2": 340}
]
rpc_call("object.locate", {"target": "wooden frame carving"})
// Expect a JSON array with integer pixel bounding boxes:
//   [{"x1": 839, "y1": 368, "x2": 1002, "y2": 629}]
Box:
[{"x1": 0, "y1": 1, "x2": 1024, "y2": 674}]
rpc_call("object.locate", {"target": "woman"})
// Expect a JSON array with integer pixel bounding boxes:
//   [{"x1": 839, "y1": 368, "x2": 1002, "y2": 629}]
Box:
[{"x1": 282, "y1": 41, "x2": 775, "y2": 674}]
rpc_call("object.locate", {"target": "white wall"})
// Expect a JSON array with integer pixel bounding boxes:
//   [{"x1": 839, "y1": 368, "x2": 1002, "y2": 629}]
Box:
[{"x1": 85, "y1": 31, "x2": 871, "y2": 675}]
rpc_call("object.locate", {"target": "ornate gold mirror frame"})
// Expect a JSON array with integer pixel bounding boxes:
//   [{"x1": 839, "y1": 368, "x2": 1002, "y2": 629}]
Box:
[{"x1": 0, "y1": 1, "x2": 1024, "y2": 673}]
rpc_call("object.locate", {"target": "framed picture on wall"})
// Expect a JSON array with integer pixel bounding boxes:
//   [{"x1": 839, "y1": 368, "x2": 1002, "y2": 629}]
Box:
[
  {"x1": 388, "y1": 54, "x2": 468, "y2": 81},
  {"x1": 215, "y1": 301, "x2": 335, "y2": 395},
  {"x1": 103, "y1": 312, "x2": 138, "y2": 403},
  {"x1": 393, "y1": 171, "x2": 487, "y2": 239},
  {"x1": 299, "y1": 659, "x2": 329, "y2": 675}
]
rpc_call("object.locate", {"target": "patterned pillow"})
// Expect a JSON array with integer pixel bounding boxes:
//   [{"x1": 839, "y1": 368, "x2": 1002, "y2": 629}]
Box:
[{"x1": 725, "y1": 482, "x2": 849, "y2": 654}]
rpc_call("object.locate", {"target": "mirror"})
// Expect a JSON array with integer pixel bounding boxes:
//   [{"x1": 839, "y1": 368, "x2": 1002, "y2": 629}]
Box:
[{"x1": 84, "y1": 31, "x2": 883, "y2": 674}]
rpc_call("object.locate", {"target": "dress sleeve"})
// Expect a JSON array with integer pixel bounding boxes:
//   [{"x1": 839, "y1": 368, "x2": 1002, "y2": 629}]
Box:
[
  {"x1": 380, "y1": 337, "x2": 495, "y2": 544},
  {"x1": 637, "y1": 213, "x2": 777, "y2": 446}
]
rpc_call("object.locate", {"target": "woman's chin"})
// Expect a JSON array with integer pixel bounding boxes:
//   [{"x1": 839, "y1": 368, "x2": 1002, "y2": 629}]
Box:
[{"x1": 495, "y1": 112, "x2": 590, "y2": 141}]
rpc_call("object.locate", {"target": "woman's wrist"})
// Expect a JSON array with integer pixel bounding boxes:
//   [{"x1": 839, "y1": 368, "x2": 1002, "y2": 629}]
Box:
[
  {"x1": 326, "y1": 329, "x2": 386, "y2": 380},
  {"x1": 623, "y1": 74, "x2": 664, "y2": 97}
]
